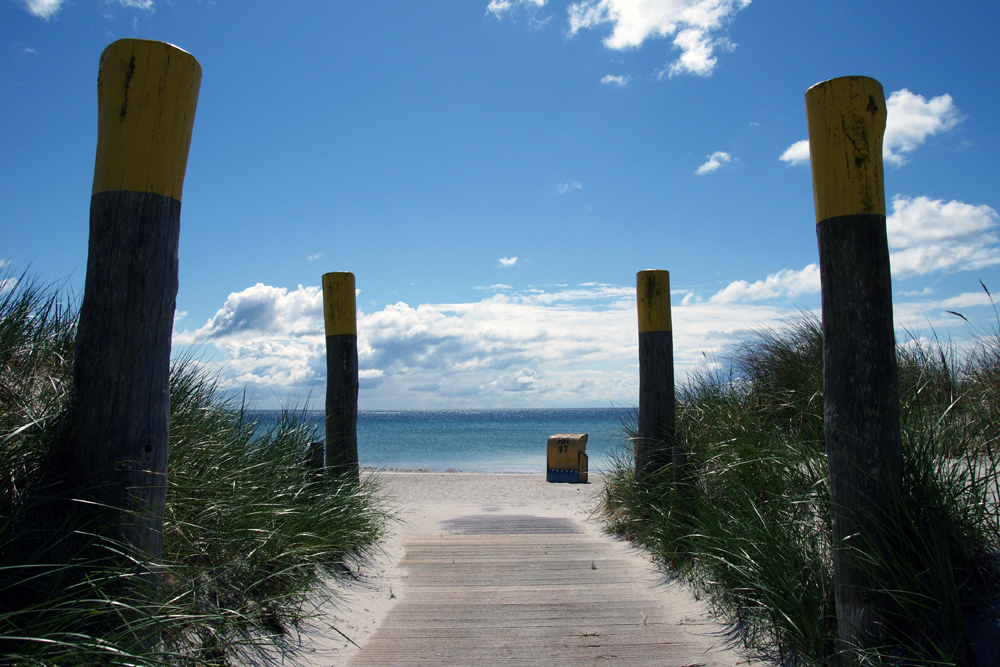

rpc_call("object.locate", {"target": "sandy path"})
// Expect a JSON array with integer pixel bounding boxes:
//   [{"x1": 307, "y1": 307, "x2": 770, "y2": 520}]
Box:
[{"x1": 289, "y1": 471, "x2": 744, "y2": 666}]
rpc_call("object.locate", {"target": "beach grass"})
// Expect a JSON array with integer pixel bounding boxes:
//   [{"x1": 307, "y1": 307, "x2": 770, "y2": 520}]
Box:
[
  {"x1": 599, "y1": 306, "x2": 1000, "y2": 666},
  {"x1": 0, "y1": 271, "x2": 390, "y2": 665}
]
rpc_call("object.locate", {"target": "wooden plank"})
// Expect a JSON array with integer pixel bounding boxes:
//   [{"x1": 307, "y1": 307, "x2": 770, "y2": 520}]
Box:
[{"x1": 347, "y1": 515, "x2": 734, "y2": 667}]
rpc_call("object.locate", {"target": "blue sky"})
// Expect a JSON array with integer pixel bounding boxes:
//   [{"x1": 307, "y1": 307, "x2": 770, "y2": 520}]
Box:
[{"x1": 3, "y1": 0, "x2": 999, "y2": 409}]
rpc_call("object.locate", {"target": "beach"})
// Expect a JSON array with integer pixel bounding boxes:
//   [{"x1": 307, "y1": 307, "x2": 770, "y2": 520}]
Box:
[{"x1": 291, "y1": 470, "x2": 745, "y2": 666}]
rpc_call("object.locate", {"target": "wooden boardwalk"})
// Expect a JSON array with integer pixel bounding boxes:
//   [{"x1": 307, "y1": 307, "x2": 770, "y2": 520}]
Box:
[{"x1": 348, "y1": 514, "x2": 735, "y2": 667}]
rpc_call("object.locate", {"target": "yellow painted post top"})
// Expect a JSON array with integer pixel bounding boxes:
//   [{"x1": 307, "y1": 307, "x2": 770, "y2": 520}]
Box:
[
  {"x1": 806, "y1": 75, "x2": 886, "y2": 222},
  {"x1": 637, "y1": 270, "x2": 672, "y2": 333},
  {"x1": 322, "y1": 272, "x2": 357, "y2": 336},
  {"x1": 92, "y1": 39, "x2": 202, "y2": 201}
]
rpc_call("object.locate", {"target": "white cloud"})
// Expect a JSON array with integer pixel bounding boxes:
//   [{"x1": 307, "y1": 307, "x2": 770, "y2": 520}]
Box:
[
  {"x1": 710, "y1": 264, "x2": 821, "y2": 304},
  {"x1": 557, "y1": 180, "x2": 582, "y2": 194},
  {"x1": 567, "y1": 0, "x2": 751, "y2": 77},
  {"x1": 176, "y1": 283, "x2": 323, "y2": 345},
  {"x1": 20, "y1": 0, "x2": 154, "y2": 19},
  {"x1": 113, "y1": 0, "x2": 154, "y2": 9},
  {"x1": 601, "y1": 74, "x2": 630, "y2": 86},
  {"x1": 695, "y1": 151, "x2": 733, "y2": 175},
  {"x1": 706, "y1": 194, "x2": 1000, "y2": 303},
  {"x1": 175, "y1": 283, "x2": 642, "y2": 408},
  {"x1": 884, "y1": 89, "x2": 961, "y2": 166},
  {"x1": 487, "y1": 0, "x2": 544, "y2": 18},
  {"x1": 19, "y1": 0, "x2": 64, "y2": 19},
  {"x1": 307, "y1": 252, "x2": 323, "y2": 262},
  {"x1": 176, "y1": 281, "x2": 797, "y2": 409},
  {"x1": 779, "y1": 139, "x2": 810, "y2": 166},
  {"x1": 173, "y1": 271, "x2": 1000, "y2": 410},
  {"x1": 779, "y1": 89, "x2": 961, "y2": 168},
  {"x1": 893, "y1": 290, "x2": 995, "y2": 329},
  {"x1": 887, "y1": 195, "x2": 1000, "y2": 277},
  {"x1": 498, "y1": 257, "x2": 519, "y2": 268}
]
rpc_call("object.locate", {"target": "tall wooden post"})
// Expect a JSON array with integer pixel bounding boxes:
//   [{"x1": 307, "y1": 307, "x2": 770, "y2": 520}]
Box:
[
  {"x1": 636, "y1": 270, "x2": 676, "y2": 482},
  {"x1": 807, "y1": 76, "x2": 903, "y2": 659},
  {"x1": 72, "y1": 39, "x2": 200, "y2": 590},
  {"x1": 323, "y1": 272, "x2": 360, "y2": 483}
]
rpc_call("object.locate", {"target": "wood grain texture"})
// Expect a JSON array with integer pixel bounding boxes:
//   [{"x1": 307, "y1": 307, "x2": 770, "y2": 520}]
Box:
[
  {"x1": 818, "y1": 212, "x2": 903, "y2": 651},
  {"x1": 636, "y1": 330, "x2": 674, "y2": 481},
  {"x1": 809, "y1": 76, "x2": 902, "y2": 658},
  {"x1": 325, "y1": 333, "x2": 359, "y2": 482},
  {"x1": 72, "y1": 189, "x2": 180, "y2": 573},
  {"x1": 348, "y1": 517, "x2": 734, "y2": 667}
]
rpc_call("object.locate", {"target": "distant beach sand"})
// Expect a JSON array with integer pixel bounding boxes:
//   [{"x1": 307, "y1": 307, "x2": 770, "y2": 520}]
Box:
[{"x1": 287, "y1": 470, "x2": 744, "y2": 666}]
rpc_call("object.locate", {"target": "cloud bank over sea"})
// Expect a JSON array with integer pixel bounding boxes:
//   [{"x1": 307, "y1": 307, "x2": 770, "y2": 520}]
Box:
[{"x1": 174, "y1": 226, "x2": 1000, "y2": 410}]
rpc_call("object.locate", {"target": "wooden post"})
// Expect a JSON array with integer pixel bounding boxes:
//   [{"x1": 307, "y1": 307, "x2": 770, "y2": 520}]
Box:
[
  {"x1": 306, "y1": 441, "x2": 325, "y2": 472},
  {"x1": 807, "y1": 75, "x2": 903, "y2": 659},
  {"x1": 72, "y1": 39, "x2": 200, "y2": 591},
  {"x1": 636, "y1": 270, "x2": 676, "y2": 482},
  {"x1": 323, "y1": 272, "x2": 360, "y2": 483}
]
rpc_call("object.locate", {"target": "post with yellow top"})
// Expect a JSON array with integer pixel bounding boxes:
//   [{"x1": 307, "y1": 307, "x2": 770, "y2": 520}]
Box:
[
  {"x1": 635, "y1": 270, "x2": 677, "y2": 483},
  {"x1": 807, "y1": 76, "x2": 902, "y2": 660},
  {"x1": 323, "y1": 272, "x2": 360, "y2": 483},
  {"x1": 72, "y1": 39, "x2": 200, "y2": 600}
]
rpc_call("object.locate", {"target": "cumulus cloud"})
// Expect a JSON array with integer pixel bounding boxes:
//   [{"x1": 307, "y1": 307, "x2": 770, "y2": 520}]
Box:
[
  {"x1": 307, "y1": 252, "x2": 323, "y2": 261},
  {"x1": 498, "y1": 257, "x2": 519, "y2": 268},
  {"x1": 883, "y1": 89, "x2": 961, "y2": 166},
  {"x1": 706, "y1": 194, "x2": 999, "y2": 304},
  {"x1": 601, "y1": 74, "x2": 630, "y2": 86},
  {"x1": 710, "y1": 264, "x2": 821, "y2": 304},
  {"x1": 19, "y1": 0, "x2": 64, "y2": 19},
  {"x1": 887, "y1": 195, "x2": 1000, "y2": 277},
  {"x1": 175, "y1": 283, "x2": 323, "y2": 345},
  {"x1": 779, "y1": 139, "x2": 810, "y2": 166},
  {"x1": 174, "y1": 258, "x2": 1000, "y2": 409},
  {"x1": 695, "y1": 150, "x2": 733, "y2": 175},
  {"x1": 567, "y1": 0, "x2": 750, "y2": 76},
  {"x1": 174, "y1": 282, "x2": 645, "y2": 407},
  {"x1": 557, "y1": 180, "x2": 582, "y2": 194},
  {"x1": 178, "y1": 281, "x2": 778, "y2": 408},
  {"x1": 779, "y1": 89, "x2": 961, "y2": 168}
]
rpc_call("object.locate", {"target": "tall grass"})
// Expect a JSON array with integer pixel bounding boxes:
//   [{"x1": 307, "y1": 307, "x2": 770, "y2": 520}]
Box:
[
  {"x1": 0, "y1": 271, "x2": 390, "y2": 665},
  {"x1": 599, "y1": 310, "x2": 1000, "y2": 666}
]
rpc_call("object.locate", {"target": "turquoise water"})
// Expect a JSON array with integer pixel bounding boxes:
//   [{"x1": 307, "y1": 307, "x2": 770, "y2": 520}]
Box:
[{"x1": 258, "y1": 408, "x2": 634, "y2": 473}]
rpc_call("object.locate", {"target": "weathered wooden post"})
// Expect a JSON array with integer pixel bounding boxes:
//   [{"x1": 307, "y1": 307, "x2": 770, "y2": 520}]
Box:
[
  {"x1": 72, "y1": 39, "x2": 200, "y2": 591},
  {"x1": 807, "y1": 75, "x2": 903, "y2": 659},
  {"x1": 323, "y1": 272, "x2": 360, "y2": 483},
  {"x1": 635, "y1": 270, "x2": 677, "y2": 482}
]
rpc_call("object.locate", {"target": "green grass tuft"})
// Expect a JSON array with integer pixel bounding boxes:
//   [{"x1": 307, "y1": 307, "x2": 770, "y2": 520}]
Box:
[
  {"x1": 599, "y1": 311, "x2": 1000, "y2": 666},
  {"x1": 0, "y1": 270, "x2": 391, "y2": 665}
]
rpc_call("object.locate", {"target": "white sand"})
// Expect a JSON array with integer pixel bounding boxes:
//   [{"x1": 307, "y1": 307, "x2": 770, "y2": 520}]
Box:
[{"x1": 290, "y1": 470, "x2": 744, "y2": 666}]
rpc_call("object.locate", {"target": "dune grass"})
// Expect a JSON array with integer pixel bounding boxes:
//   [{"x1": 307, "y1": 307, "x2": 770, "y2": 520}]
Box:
[
  {"x1": 599, "y1": 308, "x2": 1000, "y2": 666},
  {"x1": 0, "y1": 272, "x2": 391, "y2": 665}
]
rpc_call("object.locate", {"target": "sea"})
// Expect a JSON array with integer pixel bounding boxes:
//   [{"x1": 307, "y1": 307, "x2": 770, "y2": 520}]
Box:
[{"x1": 255, "y1": 408, "x2": 635, "y2": 474}]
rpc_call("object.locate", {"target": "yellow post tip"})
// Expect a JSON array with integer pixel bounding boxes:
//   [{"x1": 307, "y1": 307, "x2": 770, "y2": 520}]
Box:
[
  {"x1": 322, "y1": 272, "x2": 357, "y2": 336},
  {"x1": 806, "y1": 75, "x2": 887, "y2": 222},
  {"x1": 92, "y1": 39, "x2": 202, "y2": 201},
  {"x1": 637, "y1": 270, "x2": 672, "y2": 333}
]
